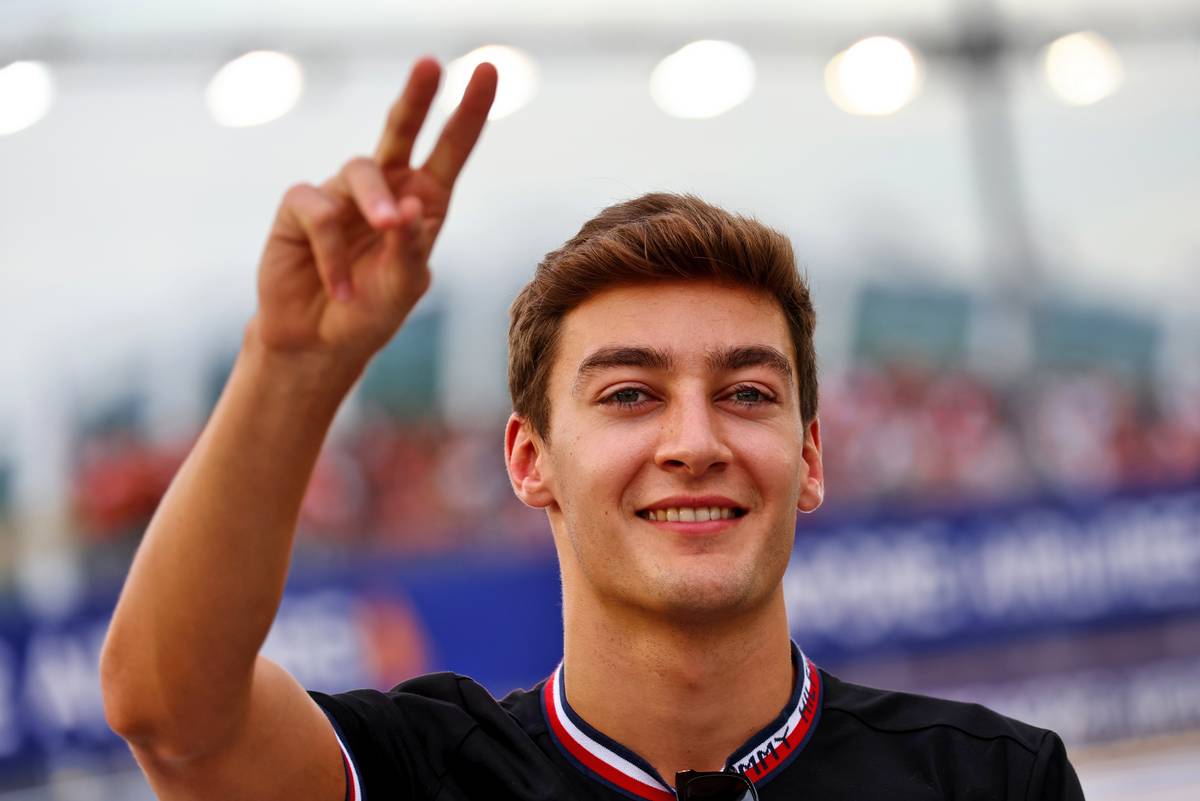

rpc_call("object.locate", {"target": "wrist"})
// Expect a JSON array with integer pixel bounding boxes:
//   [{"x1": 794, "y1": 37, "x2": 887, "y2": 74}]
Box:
[{"x1": 239, "y1": 317, "x2": 369, "y2": 411}]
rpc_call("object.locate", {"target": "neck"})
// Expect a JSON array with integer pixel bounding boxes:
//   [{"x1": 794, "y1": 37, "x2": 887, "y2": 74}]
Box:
[{"x1": 561, "y1": 587, "x2": 794, "y2": 786}]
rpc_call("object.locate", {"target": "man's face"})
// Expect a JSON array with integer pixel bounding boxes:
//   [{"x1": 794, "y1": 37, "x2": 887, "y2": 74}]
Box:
[{"x1": 510, "y1": 280, "x2": 823, "y2": 622}]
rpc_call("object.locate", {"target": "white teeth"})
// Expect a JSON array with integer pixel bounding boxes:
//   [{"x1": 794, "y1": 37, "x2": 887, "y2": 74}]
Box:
[{"x1": 644, "y1": 506, "x2": 740, "y2": 522}]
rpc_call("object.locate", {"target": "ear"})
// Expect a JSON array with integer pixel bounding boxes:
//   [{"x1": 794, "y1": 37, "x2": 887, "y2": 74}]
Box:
[
  {"x1": 797, "y1": 417, "x2": 824, "y2": 513},
  {"x1": 505, "y1": 413, "x2": 556, "y2": 509}
]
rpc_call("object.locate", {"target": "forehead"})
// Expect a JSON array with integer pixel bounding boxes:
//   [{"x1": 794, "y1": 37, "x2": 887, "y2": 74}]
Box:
[{"x1": 555, "y1": 281, "x2": 792, "y2": 371}]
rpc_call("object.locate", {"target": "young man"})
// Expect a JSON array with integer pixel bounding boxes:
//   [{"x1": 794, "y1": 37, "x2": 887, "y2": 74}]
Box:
[{"x1": 100, "y1": 58, "x2": 1084, "y2": 801}]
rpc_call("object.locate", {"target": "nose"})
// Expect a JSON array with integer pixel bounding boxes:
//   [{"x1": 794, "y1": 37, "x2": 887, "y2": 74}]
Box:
[{"x1": 654, "y1": 392, "x2": 732, "y2": 477}]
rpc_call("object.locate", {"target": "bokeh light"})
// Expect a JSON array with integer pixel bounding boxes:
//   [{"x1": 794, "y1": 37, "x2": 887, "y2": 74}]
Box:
[
  {"x1": 1044, "y1": 31, "x2": 1124, "y2": 106},
  {"x1": 825, "y1": 36, "x2": 921, "y2": 116},
  {"x1": 649, "y1": 40, "x2": 756, "y2": 120},
  {"x1": 442, "y1": 45, "x2": 538, "y2": 121},
  {"x1": 205, "y1": 50, "x2": 304, "y2": 128},
  {"x1": 0, "y1": 61, "x2": 54, "y2": 136}
]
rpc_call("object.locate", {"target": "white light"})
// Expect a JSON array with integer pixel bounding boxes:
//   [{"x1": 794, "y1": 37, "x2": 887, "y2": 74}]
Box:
[
  {"x1": 442, "y1": 45, "x2": 538, "y2": 121},
  {"x1": 205, "y1": 51, "x2": 303, "y2": 128},
  {"x1": 1044, "y1": 32, "x2": 1123, "y2": 106},
  {"x1": 0, "y1": 61, "x2": 54, "y2": 136},
  {"x1": 649, "y1": 40, "x2": 756, "y2": 120},
  {"x1": 825, "y1": 36, "x2": 921, "y2": 116}
]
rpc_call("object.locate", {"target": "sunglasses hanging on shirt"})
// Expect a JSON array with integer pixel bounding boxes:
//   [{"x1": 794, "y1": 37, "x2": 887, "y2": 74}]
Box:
[{"x1": 675, "y1": 770, "x2": 759, "y2": 801}]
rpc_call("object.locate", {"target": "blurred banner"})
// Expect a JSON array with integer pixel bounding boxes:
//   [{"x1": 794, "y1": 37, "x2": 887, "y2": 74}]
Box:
[
  {"x1": 786, "y1": 484, "x2": 1200, "y2": 657},
  {"x1": 0, "y1": 485, "x2": 1196, "y2": 787}
]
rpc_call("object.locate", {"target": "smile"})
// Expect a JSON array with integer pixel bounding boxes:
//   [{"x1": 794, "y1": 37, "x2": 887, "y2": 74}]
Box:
[{"x1": 636, "y1": 506, "x2": 747, "y2": 522}]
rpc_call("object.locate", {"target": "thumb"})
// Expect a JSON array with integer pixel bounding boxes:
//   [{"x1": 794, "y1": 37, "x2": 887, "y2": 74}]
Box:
[{"x1": 387, "y1": 196, "x2": 429, "y2": 275}]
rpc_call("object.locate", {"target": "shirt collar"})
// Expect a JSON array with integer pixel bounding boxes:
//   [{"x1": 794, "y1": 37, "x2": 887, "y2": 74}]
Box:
[{"x1": 540, "y1": 642, "x2": 823, "y2": 801}]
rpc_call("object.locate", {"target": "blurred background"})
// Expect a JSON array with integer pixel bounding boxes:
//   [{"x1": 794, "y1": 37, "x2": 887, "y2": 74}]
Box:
[{"x1": 2, "y1": 0, "x2": 1199, "y2": 798}]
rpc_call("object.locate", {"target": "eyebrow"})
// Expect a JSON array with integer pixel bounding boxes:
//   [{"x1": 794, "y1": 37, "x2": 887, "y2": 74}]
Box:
[
  {"x1": 572, "y1": 344, "x2": 794, "y2": 395},
  {"x1": 707, "y1": 345, "x2": 794, "y2": 387},
  {"x1": 573, "y1": 346, "x2": 673, "y2": 394}
]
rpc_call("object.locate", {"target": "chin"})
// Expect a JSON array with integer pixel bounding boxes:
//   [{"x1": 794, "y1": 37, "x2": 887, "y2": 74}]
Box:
[{"x1": 641, "y1": 562, "x2": 768, "y2": 623}]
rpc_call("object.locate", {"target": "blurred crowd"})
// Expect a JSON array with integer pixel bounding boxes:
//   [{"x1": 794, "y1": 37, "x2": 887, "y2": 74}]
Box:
[
  {"x1": 57, "y1": 361, "x2": 1200, "y2": 558},
  {"x1": 820, "y1": 364, "x2": 1200, "y2": 509}
]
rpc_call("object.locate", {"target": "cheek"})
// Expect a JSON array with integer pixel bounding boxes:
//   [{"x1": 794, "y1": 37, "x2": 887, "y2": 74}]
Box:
[
  {"x1": 735, "y1": 429, "x2": 805, "y2": 497},
  {"x1": 556, "y1": 423, "x2": 652, "y2": 512}
]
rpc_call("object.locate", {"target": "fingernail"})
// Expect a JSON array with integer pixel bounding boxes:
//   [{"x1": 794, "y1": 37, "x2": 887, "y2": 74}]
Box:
[
  {"x1": 374, "y1": 200, "x2": 396, "y2": 221},
  {"x1": 334, "y1": 280, "x2": 353, "y2": 302}
]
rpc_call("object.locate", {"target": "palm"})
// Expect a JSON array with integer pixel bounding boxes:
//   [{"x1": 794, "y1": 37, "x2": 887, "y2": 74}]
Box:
[{"x1": 255, "y1": 58, "x2": 496, "y2": 360}]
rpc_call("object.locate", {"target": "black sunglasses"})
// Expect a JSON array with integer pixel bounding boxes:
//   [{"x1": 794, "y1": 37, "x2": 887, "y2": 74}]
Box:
[{"x1": 676, "y1": 770, "x2": 759, "y2": 801}]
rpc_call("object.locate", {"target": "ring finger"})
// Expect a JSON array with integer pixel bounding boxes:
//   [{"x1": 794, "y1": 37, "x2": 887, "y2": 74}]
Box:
[{"x1": 330, "y1": 157, "x2": 400, "y2": 229}]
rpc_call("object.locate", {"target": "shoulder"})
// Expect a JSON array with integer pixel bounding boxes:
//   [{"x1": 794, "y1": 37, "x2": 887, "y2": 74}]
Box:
[
  {"x1": 309, "y1": 673, "x2": 556, "y2": 799},
  {"x1": 312, "y1": 671, "x2": 544, "y2": 735},
  {"x1": 813, "y1": 670, "x2": 1083, "y2": 799},
  {"x1": 819, "y1": 669, "x2": 1047, "y2": 753}
]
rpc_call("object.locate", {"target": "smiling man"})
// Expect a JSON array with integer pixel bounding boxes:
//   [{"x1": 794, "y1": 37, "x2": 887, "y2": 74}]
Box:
[{"x1": 100, "y1": 58, "x2": 1084, "y2": 801}]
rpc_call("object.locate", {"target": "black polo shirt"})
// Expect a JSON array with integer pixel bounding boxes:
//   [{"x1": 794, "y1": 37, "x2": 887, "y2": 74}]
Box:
[{"x1": 309, "y1": 645, "x2": 1084, "y2": 800}]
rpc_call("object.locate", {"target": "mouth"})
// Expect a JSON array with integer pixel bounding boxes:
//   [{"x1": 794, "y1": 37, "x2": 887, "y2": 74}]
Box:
[{"x1": 636, "y1": 504, "x2": 748, "y2": 523}]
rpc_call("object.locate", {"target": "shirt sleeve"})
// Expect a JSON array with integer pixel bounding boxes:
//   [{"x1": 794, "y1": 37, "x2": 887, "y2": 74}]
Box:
[
  {"x1": 1026, "y1": 730, "x2": 1086, "y2": 801},
  {"x1": 308, "y1": 688, "x2": 419, "y2": 801},
  {"x1": 308, "y1": 675, "x2": 486, "y2": 801}
]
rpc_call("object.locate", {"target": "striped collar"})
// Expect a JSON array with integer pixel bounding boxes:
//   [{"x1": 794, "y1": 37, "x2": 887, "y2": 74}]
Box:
[{"x1": 540, "y1": 642, "x2": 822, "y2": 801}]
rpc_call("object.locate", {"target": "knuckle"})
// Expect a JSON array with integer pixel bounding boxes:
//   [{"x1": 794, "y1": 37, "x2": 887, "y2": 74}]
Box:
[
  {"x1": 385, "y1": 100, "x2": 407, "y2": 127},
  {"x1": 288, "y1": 187, "x2": 341, "y2": 228},
  {"x1": 341, "y1": 156, "x2": 375, "y2": 179},
  {"x1": 282, "y1": 182, "x2": 316, "y2": 206},
  {"x1": 386, "y1": 109, "x2": 421, "y2": 142},
  {"x1": 283, "y1": 183, "x2": 342, "y2": 227},
  {"x1": 309, "y1": 202, "x2": 342, "y2": 230}
]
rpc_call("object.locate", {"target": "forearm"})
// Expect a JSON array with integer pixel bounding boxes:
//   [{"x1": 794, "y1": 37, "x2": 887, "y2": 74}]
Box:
[{"x1": 100, "y1": 321, "x2": 365, "y2": 757}]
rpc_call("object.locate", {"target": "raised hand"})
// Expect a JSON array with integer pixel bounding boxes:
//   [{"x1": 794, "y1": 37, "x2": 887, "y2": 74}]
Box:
[{"x1": 253, "y1": 57, "x2": 497, "y2": 363}]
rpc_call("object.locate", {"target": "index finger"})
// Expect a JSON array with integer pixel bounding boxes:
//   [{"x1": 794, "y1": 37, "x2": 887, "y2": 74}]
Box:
[
  {"x1": 375, "y1": 57, "x2": 442, "y2": 168},
  {"x1": 422, "y1": 61, "x2": 498, "y2": 187}
]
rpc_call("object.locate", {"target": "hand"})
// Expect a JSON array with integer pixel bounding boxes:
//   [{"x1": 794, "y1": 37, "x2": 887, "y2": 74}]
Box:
[{"x1": 252, "y1": 57, "x2": 497, "y2": 363}]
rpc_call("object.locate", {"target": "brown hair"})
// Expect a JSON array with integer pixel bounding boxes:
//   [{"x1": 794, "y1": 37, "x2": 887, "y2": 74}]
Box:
[{"x1": 508, "y1": 192, "x2": 817, "y2": 438}]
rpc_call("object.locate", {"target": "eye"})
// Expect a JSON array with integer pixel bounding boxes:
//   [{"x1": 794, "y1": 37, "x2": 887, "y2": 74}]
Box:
[
  {"x1": 601, "y1": 387, "x2": 652, "y2": 409},
  {"x1": 727, "y1": 384, "x2": 775, "y2": 407}
]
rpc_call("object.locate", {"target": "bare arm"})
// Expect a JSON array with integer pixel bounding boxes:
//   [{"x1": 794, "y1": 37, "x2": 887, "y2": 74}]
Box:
[{"x1": 99, "y1": 57, "x2": 497, "y2": 801}]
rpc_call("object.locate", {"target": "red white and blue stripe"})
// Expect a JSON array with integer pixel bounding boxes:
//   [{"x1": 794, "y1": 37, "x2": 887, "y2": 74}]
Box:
[
  {"x1": 325, "y1": 716, "x2": 364, "y2": 801},
  {"x1": 542, "y1": 643, "x2": 823, "y2": 800}
]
